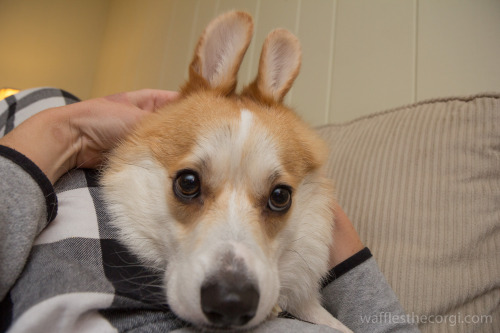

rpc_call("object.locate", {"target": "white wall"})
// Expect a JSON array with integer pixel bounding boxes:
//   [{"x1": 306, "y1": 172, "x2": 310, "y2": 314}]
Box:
[
  {"x1": 1, "y1": 0, "x2": 499, "y2": 125},
  {"x1": 91, "y1": 0, "x2": 500, "y2": 124}
]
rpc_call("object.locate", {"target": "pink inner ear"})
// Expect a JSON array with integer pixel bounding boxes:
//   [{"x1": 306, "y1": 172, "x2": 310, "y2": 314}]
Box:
[
  {"x1": 266, "y1": 38, "x2": 300, "y2": 96},
  {"x1": 197, "y1": 13, "x2": 253, "y2": 88},
  {"x1": 257, "y1": 29, "x2": 301, "y2": 103}
]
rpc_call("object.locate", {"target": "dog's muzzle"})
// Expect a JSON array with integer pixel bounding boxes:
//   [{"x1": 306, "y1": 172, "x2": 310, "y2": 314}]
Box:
[{"x1": 200, "y1": 252, "x2": 260, "y2": 327}]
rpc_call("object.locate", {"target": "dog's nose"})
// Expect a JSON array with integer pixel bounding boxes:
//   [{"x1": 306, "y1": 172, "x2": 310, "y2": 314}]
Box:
[{"x1": 201, "y1": 275, "x2": 259, "y2": 327}]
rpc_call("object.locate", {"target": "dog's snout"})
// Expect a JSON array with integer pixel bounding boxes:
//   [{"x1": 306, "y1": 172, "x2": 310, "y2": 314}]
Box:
[{"x1": 201, "y1": 273, "x2": 259, "y2": 327}]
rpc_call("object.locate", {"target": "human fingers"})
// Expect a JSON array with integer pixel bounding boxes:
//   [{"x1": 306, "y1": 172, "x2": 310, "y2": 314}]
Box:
[{"x1": 121, "y1": 89, "x2": 180, "y2": 111}]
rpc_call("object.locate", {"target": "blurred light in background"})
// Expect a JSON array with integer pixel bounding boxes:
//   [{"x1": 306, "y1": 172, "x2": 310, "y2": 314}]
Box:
[{"x1": 0, "y1": 88, "x2": 20, "y2": 100}]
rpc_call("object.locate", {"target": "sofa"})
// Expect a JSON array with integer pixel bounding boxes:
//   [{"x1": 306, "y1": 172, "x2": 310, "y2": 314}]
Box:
[{"x1": 318, "y1": 94, "x2": 499, "y2": 332}]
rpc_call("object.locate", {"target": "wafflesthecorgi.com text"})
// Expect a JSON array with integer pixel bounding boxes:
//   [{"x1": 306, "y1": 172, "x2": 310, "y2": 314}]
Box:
[{"x1": 360, "y1": 312, "x2": 493, "y2": 327}]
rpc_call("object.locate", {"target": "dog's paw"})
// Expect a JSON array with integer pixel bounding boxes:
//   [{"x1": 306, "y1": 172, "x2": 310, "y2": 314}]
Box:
[
  {"x1": 290, "y1": 301, "x2": 353, "y2": 333},
  {"x1": 270, "y1": 304, "x2": 282, "y2": 318}
]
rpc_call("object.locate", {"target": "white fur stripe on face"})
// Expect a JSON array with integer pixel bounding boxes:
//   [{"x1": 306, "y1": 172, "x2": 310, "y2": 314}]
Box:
[
  {"x1": 187, "y1": 106, "x2": 282, "y2": 195},
  {"x1": 238, "y1": 109, "x2": 253, "y2": 143},
  {"x1": 228, "y1": 109, "x2": 254, "y2": 172},
  {"x1": 189, "y1": 109, "x2": 254, "y2": 170}
]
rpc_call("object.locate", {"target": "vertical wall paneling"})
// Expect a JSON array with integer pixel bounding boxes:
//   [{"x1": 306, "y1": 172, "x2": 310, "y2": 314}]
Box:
[
  {"x1": 243, "y1": 0, "x2": 262, "y2": 86},
  {"x1": 216, "y1": 0, "x2": 259, "y2": 15},
  {"x1": 417, "y1": 0, "x2": 500, "y2": 100},
  {"x1": 134, "y1": 0, "x2": 176, "y2": 91},
  {"x1": 329, "y1": 0, "x2": 415, "y2": 123},
  {"x1": 326, "y1": 0, "x2": 338, "y2": 125},
  {"x1": 294, "y1": 0, "x2": 337, "y2": 126},
  {"x1": 92, "y1": 0, "x2": 152, "y2": 97},
  {"x1": 291, "y1": 0, "x2": 302, "y2": 105},
  {"x1": 158, "y1": 0, "x2": 198, "y2": 91},
  {"x1": 412, "y1": 0, "x2": 419, "y2": 104},
  {"x1": 184, "y1": 0, "x2": 202, "y2": 77},
  {"x1": 3, "y1": 1, "x2": 500, "y2": 123}
]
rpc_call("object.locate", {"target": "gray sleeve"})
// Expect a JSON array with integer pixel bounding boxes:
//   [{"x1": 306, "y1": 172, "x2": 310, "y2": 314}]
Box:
[
  {"x1": 322, "y1": 256, "x2": 420, "y2": 332},
  {"x1": 0, "y1": 146, "x2": 57, "y2": 301}
]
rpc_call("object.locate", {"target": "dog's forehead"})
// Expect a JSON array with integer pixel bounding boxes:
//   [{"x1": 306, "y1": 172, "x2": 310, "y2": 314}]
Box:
[
  {"x1": 139, "y1": 92, "x2": 324, "y2": 186},
  {"x1": 185, "y1": 105, "x2": 284, "y2": 190}
]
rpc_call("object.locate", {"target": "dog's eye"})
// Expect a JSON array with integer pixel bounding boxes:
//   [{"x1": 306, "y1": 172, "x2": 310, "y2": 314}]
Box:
[
  {"x1": 174, "y1": 170, "x2": 201, "y2": 200},
  {"x1": 268, "y1": 185, "x2": 292, "y2": 212}
]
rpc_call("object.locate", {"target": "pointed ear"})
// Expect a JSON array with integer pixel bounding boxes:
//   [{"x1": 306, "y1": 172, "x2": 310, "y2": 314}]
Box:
[
  {"x1": 182, "y1": 11, "x2": 253, "y2": 96},
  {"x1": 242, "y1": 29, "x2": 301, "y2": 105}
]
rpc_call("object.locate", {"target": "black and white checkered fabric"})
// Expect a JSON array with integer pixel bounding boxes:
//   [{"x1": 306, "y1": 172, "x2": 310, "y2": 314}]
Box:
[{"x1": 0, "y1": 88, "x2": 188, "y2": 332}]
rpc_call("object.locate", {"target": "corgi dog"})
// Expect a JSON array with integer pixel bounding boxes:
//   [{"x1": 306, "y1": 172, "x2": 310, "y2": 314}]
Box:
[{"x1": 102, "y1": 11, "x2": 351, "y2": 333}]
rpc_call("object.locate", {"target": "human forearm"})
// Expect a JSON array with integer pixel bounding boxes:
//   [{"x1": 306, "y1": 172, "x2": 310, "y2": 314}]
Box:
[{"x1": 0, "y1": 107, "x2": 78, "y2": 184}]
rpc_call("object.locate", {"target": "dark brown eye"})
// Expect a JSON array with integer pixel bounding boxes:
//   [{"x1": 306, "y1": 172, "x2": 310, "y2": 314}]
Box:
[
  {"x1": 268, "y1": 185, "x2": 292, "y2": 212},
  {"x1": 174, "y1": 170, "x2": 201, "y2": 201}
]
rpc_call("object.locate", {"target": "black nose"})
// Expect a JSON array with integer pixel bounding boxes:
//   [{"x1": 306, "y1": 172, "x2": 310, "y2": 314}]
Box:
[{"x1": 201, "y1": 276, "x2": 259, "y2": 327}]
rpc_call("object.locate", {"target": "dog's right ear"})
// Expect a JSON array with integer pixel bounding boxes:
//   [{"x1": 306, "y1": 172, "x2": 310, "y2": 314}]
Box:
[{"x1": 181, "y1": 11, "x2": 253, "y2": 96}]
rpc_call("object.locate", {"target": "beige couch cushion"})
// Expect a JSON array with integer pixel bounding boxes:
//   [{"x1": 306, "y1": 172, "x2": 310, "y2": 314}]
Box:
[{"x1": 317, "y1": 94, "x2": 500, "y2": 332}]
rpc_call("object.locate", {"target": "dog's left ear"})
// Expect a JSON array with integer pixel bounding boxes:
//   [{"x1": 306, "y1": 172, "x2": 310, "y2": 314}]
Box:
[
  {"x1": 242, "y1": 29, "x2": 301, "y2": 105},
  {"x1": 182, "y1": 11, "x2": 254, "y2": 96}
]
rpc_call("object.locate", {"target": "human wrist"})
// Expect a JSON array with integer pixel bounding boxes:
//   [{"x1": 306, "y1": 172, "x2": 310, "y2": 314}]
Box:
[
  {"x1": 322, "y1": 247, "x2": 372, "y2": 288},
  {"x1": 0, "y1": 107, "x2": 80, "y2": 184},
  {"x1": 329, "y1": 203, "x2": 365, "y2": 268}
]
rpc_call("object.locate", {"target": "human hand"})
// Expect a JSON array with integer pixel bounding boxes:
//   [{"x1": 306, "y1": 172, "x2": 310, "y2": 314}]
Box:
[
  {"x1": 329, "y1": 203, "x2": 365, "y2": 269},
  {"x1": 0, "y1": 89, "x2": 179, "y2": 184},
  {"x1": 67, "y1": 89, "x2": 179, "y2": 170}
]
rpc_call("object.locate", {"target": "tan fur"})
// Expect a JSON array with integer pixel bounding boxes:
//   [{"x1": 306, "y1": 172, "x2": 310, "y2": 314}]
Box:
[
  {"x1": 102, "y1": 10, "x2": 351, "y2": 333},
  {"x1": 113, "y1": 91, "x2": 325, "y2": 240}
]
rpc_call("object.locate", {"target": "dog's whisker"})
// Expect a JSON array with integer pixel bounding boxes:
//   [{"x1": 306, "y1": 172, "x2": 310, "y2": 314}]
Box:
[{"x1": 285, "y1": 248, "x2": 312, "y2": 272}]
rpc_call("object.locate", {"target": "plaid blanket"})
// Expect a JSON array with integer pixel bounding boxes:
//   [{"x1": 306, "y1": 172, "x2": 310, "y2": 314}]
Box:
[{"x1": 0, "y1": 88, "x2": 188, "y2": 332}]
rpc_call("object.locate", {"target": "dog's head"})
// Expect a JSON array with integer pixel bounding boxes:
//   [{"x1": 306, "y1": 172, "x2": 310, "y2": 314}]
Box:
[{"x1": 102, "y1": 11, "x2": 334, "y2": 330}]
